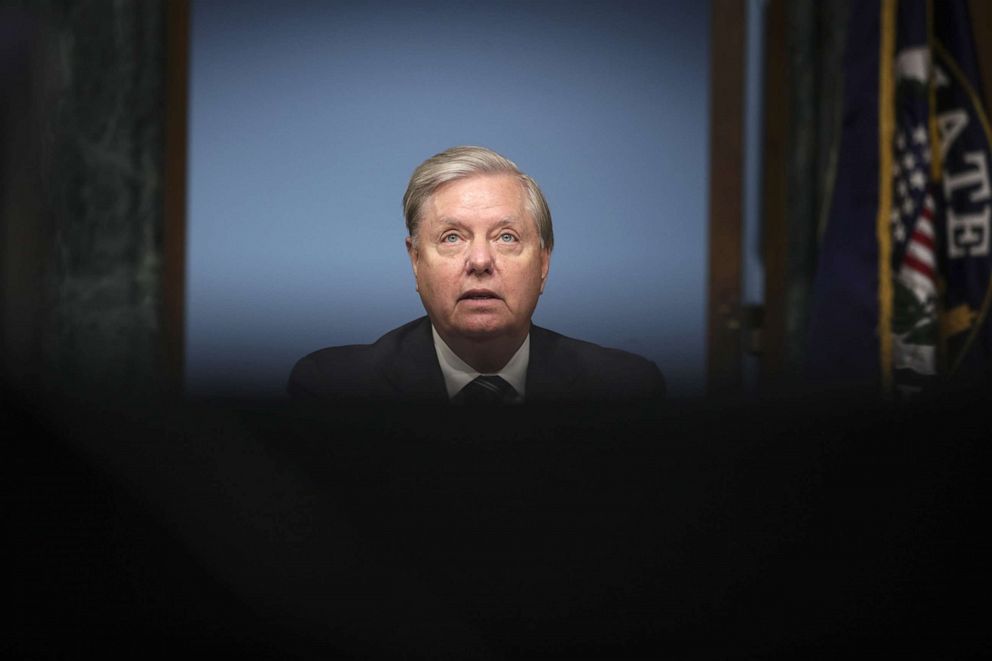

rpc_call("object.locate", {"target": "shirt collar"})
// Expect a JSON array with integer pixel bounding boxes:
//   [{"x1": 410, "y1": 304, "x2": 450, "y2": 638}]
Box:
[{"x1": 431, "y1": 325, "x2": 530, "y2": 400}]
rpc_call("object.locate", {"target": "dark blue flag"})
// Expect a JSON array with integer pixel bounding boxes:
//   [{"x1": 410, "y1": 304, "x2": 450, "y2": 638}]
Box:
[
  {"x1": 932, "y1": 0, "x2": 992, "y2": 387},
  {"x1": 806, "y1": 0, "x2": 992, "y2": 395}
]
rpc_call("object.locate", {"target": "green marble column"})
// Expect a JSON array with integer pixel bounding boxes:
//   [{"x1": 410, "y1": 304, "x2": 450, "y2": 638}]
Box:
[{"x1": 1, "y1": 0, "x2": 168, "y2": 397}]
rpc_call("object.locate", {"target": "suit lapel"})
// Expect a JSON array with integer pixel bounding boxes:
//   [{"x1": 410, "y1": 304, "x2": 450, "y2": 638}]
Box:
[
  {"x1": 380, "y1": 316, "x2": 449, "y2": 401},
  {"x1": 526, "y1": 324, "x2": 582, "y2": 399}
]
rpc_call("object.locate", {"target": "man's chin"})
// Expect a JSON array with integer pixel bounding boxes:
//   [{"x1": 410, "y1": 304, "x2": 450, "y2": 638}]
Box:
[
  {"x1": 452, "y1": 324, "x2": 508, "y2": 340},
  {"x1": 446, "y1": 316, "x2": 516, "y2": 341}
]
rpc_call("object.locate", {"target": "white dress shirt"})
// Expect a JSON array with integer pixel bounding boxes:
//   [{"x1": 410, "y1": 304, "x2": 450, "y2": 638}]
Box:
[{"x1": 431, "y1": 325, "x2": 530, "y2": 400}]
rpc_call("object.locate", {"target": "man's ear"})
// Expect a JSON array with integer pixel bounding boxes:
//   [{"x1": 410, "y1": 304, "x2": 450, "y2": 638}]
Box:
[
  {"x1": 406, "y1": 236, "x2": 419, "y2": 281},
  {"x1": 539, "y1": 249, "x2": 551, "y2": 294}
]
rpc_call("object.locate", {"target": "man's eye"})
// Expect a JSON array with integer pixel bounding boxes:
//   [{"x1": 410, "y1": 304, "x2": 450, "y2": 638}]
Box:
[
  {"x1": 499, "y1": 233, "x2": 517, "y2": 242},
  {"x1": 442, "y1": 234, "x2": 459, "y2": 243}
]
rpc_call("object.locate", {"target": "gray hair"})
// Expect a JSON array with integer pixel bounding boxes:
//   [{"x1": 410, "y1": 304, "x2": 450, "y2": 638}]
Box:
[{"x1": 403, "y1": 145, "x2": 554, "y2": 251}]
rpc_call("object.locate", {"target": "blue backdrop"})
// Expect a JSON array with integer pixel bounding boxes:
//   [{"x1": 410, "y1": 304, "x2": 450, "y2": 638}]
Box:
[{"x1": 186, "y1": 0, "x2": 710, "y2": 397}]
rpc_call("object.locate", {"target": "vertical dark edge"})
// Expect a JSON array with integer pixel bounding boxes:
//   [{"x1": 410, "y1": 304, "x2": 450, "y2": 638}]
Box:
[
  {"x1": 968, "y1": 0, "x2": 992, "y2": 111},
  {"x1": 706, "y1": 0, "x2": 747, "y2": 395},
  {"x1": 759, "y1": 0, "x2": 787, "y2": 388},
  {"x1": 163, "y1": 0, "x2": 190, "y2": 396}
]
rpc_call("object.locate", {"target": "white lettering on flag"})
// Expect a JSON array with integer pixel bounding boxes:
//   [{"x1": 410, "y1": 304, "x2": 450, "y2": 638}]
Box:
[
  {"x1": 938, "y1": 108, "x2": 968, "y2": 160},
  {"x1": 943, "y1": 151, "x2": 991, "y2": 203},
  {"x1": 947, "y1": 205, "x2": 990, "y2": 257}
]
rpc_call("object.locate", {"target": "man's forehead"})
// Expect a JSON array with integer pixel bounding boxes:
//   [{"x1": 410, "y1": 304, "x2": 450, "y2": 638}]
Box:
[{"x1": 429, "y1": 174, "x2": 523, "y2": 205}]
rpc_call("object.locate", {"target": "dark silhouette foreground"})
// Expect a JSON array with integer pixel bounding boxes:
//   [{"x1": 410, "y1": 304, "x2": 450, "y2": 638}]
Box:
[{"x1": 6, "y1": 387, "x2": 989, "y2": 659}]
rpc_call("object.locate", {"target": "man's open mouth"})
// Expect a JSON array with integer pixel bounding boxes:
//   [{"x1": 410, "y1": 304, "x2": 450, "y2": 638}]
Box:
[{"x1": 460, "y1": 290, "x2": 500, "y2": 300}]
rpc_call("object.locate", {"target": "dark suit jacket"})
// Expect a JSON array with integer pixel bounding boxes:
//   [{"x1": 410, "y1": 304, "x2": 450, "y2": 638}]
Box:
[{"x1": 288, "y1": 316, "x2": 665, "y2": 402}]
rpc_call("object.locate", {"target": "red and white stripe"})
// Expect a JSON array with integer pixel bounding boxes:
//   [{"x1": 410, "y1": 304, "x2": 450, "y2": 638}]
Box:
[{"x1": 898, "y1": 194, "x2": 937, "y2": 298}]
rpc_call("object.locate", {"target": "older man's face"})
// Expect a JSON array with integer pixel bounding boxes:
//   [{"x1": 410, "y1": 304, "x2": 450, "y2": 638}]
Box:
[{"x1": 407, "y1": 174, "x2": 550, "y2": 345}]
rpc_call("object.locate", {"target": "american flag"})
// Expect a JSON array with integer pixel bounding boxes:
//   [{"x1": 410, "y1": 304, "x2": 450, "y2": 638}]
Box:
[
  {"x1": 892, "y1": 126, "x2": 938, "y2": 297},
  {"x1": 890, "y1": 45, "x2": 940, "y2": 393}
]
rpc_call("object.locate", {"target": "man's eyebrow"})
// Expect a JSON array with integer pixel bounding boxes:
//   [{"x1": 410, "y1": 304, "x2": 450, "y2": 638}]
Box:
[{"x1": 434, "y1": 216, "x2": 522, "y2": 226}]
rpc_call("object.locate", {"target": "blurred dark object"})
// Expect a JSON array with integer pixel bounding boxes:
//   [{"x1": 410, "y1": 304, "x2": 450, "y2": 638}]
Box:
[{"x1": 6, "y1": 387, "x2": 990, "y2": 659}]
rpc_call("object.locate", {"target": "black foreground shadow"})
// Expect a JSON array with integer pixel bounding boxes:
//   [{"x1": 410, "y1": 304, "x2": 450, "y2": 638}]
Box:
[{"x1": 6, "y1": 385, "x2": 990, "y2": 659}]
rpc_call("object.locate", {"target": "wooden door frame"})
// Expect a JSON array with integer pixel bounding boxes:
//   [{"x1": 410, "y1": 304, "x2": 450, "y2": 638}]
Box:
[
  {"x1": 164, "y1": 0, "x2": 190, "y2": 395},
  {"x1": 706, "y1": 0, "x2": 747, "y2": 395}
]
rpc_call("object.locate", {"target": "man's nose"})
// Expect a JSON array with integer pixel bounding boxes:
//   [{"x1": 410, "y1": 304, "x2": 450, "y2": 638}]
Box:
[{"x1": 466, "y1": 237, "x2": 495, "y2": 274}]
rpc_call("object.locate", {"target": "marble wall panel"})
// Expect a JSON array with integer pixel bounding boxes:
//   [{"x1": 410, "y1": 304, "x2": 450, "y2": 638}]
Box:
[{"x1": 1, "y1": 0, "x2": 168, "y2": 396}]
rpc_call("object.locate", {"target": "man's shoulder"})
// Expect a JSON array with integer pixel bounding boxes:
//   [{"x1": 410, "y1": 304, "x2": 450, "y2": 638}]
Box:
[
  {"x1": 533, "y1": 325, "x2": 656, "y2": 367},
  {"x1": 530, "y1": 325, "x2": 666, "y2": 400},
  {"x1": 287, "y1": 318, "x2": 433, "y2": 399}
]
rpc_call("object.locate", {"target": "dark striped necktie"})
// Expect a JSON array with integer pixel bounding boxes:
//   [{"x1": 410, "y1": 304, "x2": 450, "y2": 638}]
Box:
[{"x1": 452, "y1": 375, "x2": 520, "y2": 405}]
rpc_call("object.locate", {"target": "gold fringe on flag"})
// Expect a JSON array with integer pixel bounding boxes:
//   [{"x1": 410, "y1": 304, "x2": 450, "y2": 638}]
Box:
[{"x1": 877, "y1": 0, "x2": 897, "y2": 395}]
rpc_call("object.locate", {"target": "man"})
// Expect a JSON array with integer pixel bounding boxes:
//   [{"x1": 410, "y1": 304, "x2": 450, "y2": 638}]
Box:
[{"x1": 288, "y1": 146, "x2": 665, "y2": 403}]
